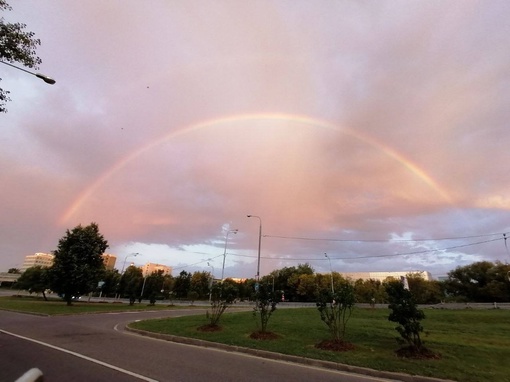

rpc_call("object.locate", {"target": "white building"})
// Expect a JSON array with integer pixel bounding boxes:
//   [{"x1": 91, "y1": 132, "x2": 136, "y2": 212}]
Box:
[
  {"x1": 141, "y1": 262, "x2": 172, "y2": 277},
  {"x1": 20, "y1": 252, "x2": 117, "y2": 272},
  {"x1": 20, "y1": 253, "x2": 55, "y2": 272},
  {"x1": 340, "y1": 270, "x2": 433, "y2": 282}
]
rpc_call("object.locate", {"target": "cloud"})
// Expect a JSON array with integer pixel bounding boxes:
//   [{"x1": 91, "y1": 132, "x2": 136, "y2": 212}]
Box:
[{"x1": 2, "y1": 1, "x2": 510, "y2": 278}]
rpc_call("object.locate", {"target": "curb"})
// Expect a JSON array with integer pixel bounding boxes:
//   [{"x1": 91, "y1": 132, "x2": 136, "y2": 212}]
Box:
[{"x1": 125, "y1": 326, "x2": 455, "y2": 382}]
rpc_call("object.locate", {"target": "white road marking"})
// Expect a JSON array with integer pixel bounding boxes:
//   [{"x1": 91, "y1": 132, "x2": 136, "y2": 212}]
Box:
[{"x1": 0, "y1": 329, "x2": 158, "y2": 382}]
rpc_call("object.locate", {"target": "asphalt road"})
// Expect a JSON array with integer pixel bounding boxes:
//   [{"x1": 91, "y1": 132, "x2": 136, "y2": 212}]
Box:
[{"x1": 0, "y1": 308, "x2": 401, "y2": 382}]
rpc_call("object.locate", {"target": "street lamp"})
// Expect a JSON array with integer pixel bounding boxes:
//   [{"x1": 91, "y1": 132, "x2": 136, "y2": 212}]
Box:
[
  {"x1": 140, "y1": 276, "x2": 147, "y2": 300},
  {"x1": 325, "y1": 253, "x2": 334, "y2": 294},
  {"x1": 207, "y1": 262, "x2": 215, "y2": 279},
  {"x1": 207, "y1": 262, "x2": 214, "y2": 302},
  {"x1": 247, "y1": 215, "x2": 262, "y2": 281},
  {"x1": 121, "y1": 253, "x2": 140, "y2": 274},
  {"x1": 0, "y1": 60, "x2": 56, "y2": 84},
  {"x1": 221, "y1": 229, "x2": 238, "y2": 281}
]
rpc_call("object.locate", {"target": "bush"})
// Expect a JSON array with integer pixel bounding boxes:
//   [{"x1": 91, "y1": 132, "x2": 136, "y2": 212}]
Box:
[
  {"x1": 385, "y1": 281, "x2": 425, "y2": 351},
  {"x1": 316, "y1": 282, "x2": 355, "y2": 342}
]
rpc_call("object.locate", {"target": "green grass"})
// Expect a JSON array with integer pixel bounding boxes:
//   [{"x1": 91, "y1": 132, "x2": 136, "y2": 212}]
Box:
[
  {"x1": 130, "y1": 307, "x2": 510, "y2": 382},
  {"x1": 0, "y1": 295, "x2": 191, "y2": 315}
]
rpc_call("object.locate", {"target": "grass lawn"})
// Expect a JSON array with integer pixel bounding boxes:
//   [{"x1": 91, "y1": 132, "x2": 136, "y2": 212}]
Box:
[
  {"x1": 130, "y1": 307, "x2": 510, "y2": 382},
  {"x1": 0, "y1": 295, "x2": 191, "y2": 315}
]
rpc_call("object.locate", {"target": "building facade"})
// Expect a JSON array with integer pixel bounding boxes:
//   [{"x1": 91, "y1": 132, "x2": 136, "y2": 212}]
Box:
[
  {"x1": 20, "y1": 253, "x2": 55, "y2": 272},
  {"x1": 141, "y1": 263, "x2": 172, "y2": 277},
  {"x1": 101, "y1": 254, "x2": 117, "y2": 270},
  {"x1": 20, "y1": 252, "x2": 117, "y2": 272},
  {"x1": 340, "y1": 270, "x2": 433, "y2": 282}
]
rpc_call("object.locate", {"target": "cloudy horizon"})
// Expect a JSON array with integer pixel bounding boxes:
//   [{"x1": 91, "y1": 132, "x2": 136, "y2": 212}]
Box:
[{"x1": 1, "y1": 1, "x2": 510, "y2": 279}]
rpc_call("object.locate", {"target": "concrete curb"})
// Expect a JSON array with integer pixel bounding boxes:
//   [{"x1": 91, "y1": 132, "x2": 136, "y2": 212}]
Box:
[{"x1": 125, "y1": 326, "x2": 455, "y2": 382}]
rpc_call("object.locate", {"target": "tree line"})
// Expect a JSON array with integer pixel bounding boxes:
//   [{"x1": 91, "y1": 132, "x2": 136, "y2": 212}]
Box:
[{"x1": 10, "y1": 223, "x2": 510, "y2": 304}]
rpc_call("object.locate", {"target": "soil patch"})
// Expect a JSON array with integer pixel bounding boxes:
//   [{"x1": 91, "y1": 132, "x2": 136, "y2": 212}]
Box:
[
  {"x1": 249, "y1": 331, "x2": 280, "y2": 340},
  {"x1": 315, "y1": 339, "x2": 355, "y2": 352},
  {"x1": 197, "y1": 324, "x2": 222, "y2": 332},
  {"x1": 395, "y1": 346, "x2": 441, "y2": 360}
]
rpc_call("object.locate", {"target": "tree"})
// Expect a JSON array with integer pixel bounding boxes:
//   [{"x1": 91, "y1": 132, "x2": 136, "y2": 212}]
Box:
[
  {"x1": 406, "y1": 273, "x2": 443, "y2": 304},
  {"x1": 205, "y1": 282, "x2": 238, "y2": 328},
  {"x1": 16, "y1": 266, "x2": 49, "y2": 300},
  {"x1": 0, "y1": 1, "x2": 43, "y2": 112},
  {"x1": 119, "y1": 265, "x2": 143, "y2": 304},
  {"x1": 252, "y1": 283, "x2": 278, "y2": 335},
  {"x1": 49, "y1": 223, "x2": 108, "y2": 306},
  {"x1": 190, "y1": 271, "x2": 211, "y2": 299},
  {"x1": 354, "y1": 278, "x2": 387, "y2": 304},
  {"x1": 445, "y1": 261, "x2": 510, "y2": 302},
  {"x1": 275, "y1": 263, "x2": 314, "y2": 302},
  {"x1": 173, "y1": 270, "x2": 191, "y2": 299},
  {"x1": 7, "y1": 267, "x2": 21, "y2": 274},
  {"x1": 316, "y1": 281, "x2": 356, "y2": 344},
  {"x1": 100, "y1": 269, "x2": 121, "y2": 298},
  {"x1": 385, "y1": 280, "x2": 426, "y2": 354}
]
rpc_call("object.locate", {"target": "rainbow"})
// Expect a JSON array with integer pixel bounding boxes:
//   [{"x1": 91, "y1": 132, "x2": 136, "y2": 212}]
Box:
[{"x1": 59, "y1": 113, "x2": 452, "y2": 225}]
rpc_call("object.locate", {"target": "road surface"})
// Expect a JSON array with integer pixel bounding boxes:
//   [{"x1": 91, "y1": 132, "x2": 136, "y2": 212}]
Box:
[{"x1": 0, "y1": 308, "x2": 405, "y2": 382}]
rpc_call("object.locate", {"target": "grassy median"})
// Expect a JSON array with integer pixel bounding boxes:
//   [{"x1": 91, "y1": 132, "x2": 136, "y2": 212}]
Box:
[
  {"x1": 0, "y1": 295, "x2": 190, "y2": 315},
  {"x1": 130, "y1": 307, "x2": 510, "y2": 382}
]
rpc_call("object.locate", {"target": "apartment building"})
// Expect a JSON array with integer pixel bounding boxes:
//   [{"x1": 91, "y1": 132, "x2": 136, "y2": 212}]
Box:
[
  {"x1": 20, "y1": 253, "x2": 55, "y2": 272},
  {"x1": 141, "y1": 263, "x2": 172, "y2": 277}
]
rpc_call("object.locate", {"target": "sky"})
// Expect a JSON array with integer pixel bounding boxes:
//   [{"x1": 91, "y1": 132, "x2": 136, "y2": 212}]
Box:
[{"x1": 1, "y1": 1, "x2": 510, "y2": 279}]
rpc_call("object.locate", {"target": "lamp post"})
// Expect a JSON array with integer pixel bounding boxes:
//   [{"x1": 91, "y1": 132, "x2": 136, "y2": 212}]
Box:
[
  {"x1": 140, "y1": 276, "x2": 147, "y2": 300},
  {"x1": 325, "y1": 253, "x2": 334, "y2": 294},
  {"x1": 0, "y1": 60, "x2": 56, "y2": 84},
  {"x1": 207, "y1": 262, "x2": 214, "y2": 302},
  {"x1": 121, "y1": 253, "x2": 140, "y2": 274},
  {"x1": 247, "y1": 215, "x2": 262, "y2": 281},
  {"x1": 221, "y1": 229, "x2": 238, "y2": 281}
]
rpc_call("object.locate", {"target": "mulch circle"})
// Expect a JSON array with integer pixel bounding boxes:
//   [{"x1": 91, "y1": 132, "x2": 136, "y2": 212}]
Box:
[
  {"x1": 315, "y1": 339, "x2": 355, "y2": 352},
  {"x1": 197, "y1": 324, "x2": 222, "y2": 332},
  {"x1": 249, "y1": 331, "x2": 280, "y2": 340}
]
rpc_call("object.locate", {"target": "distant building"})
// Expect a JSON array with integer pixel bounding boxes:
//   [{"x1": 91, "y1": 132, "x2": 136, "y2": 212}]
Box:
[
  {"x1": 20, "y1": 253, "x2": 55, "y2": 272},
  {"x1": 340, "y1": 270, "x2": 433, "y2": 282},
  {"x1": 141, "y1": 262, "x2": 172, "y2": 277},
  {"x1": 21, "y1": 252, "x2": 117, "y2": 272},
  {"x1": 101, "y1": 253, "x2": 117, "y2": 270}
]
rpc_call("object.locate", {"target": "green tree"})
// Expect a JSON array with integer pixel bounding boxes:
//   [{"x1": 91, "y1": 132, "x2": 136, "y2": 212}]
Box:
[
  {"x1": 7, "y1": 267, "x2": 20, "y2": 274},
  {"x1": 140, "y1": 271, "x2": 165, "y2": 301},
  {"x1": 354, "y1": 278, "x2": 387, "y2": 304},
  {"x1": 0, "y1": 0, "x2": 43, "y2": 112},
  {"x1": 187, "y1": 290, "x2": 199, "y2": 305},
  {"x1": 275, "y1": 263, "x2": 314, "y2": 302},
  {"x1": 445, "y1": 261, "x2": 510, "y2": 302},
  {"x1": 100, "y1": 269, "x2": 121, "y2": 298},
  {"x1": 385, "y1": 280, "x2": 426, "y2": 353},
  {"x1": 120, "y1": 266, "x2": 143, "y2": 305},
  {"x1": 205, "y1": 282, "x2": 239, "y2": 327},
  {"x1": 406, "y1": 273, "x2": 443, "y2": 304},
  {"x1": 161, "y1": 274, "x2": 174, "y2": 299},
  {"x1": 49, "y1": 223, "x2": 108, "y2": 305},
  {"x1": 252, "y1": 283, "x2": 278, "y2": 334},
  {"x1": 316, "y1": 281, "x2": 356, "y2": 343},
  {"x1": 173, "y1": 270, "x2": 191, "y2": 299},
  {"x1": 190, "y1": 271, "x2": 211, "y2": 299},
  {"x1": 16, "y1": 266, "x2": 49, "y2": 300}
]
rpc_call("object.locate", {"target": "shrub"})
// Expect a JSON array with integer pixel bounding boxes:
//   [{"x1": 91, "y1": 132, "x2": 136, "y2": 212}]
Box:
[{"x1": 316, "y1": 282, "x2": 355, "y2": 342}]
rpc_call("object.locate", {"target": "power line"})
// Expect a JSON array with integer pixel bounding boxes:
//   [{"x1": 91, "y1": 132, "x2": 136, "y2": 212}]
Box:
[
  {"x1": 264, "y1": 232, "x2": 508, "y2": 243},
  {"x1": 227, "y1": 237, "x2": 504, "y2": 261},
  {"x1": 169, "y1": 233, "x2": 507, "y2": 271}
]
